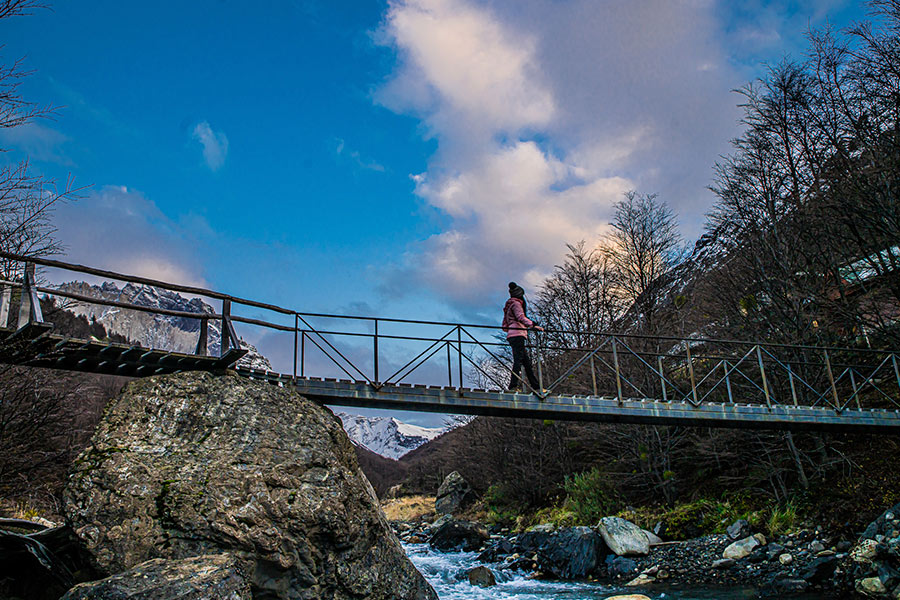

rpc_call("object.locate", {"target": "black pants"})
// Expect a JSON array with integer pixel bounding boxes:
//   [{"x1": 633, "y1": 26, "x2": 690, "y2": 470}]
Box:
[{"x1": 509, "y1": 336, "x2": 539, "y2": 390}]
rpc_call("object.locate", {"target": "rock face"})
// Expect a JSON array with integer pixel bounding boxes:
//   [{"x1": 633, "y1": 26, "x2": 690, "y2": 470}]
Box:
[
  {"x1": 61, "y1": 554, "x2": 251, "y2": 600},
  {"x1": 64, "y1": 371, "x2": 436, "y2": 600},
  {"x1": 435, "y1": 471, "x2": 473, "y2": 515},
  {"x1": 598, "y1": 517, "x2": 650, "y2": 556}
]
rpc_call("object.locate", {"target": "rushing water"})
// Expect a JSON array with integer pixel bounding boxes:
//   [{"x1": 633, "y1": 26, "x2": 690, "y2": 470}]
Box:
[{"x1": 404, "y1": 543, "x2": 764, "y2": 600}]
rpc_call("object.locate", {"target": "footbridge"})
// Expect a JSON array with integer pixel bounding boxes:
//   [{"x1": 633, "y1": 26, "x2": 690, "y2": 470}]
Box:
[{"x1": 1, "y1": 251, "x2": 900, "y2": 433}]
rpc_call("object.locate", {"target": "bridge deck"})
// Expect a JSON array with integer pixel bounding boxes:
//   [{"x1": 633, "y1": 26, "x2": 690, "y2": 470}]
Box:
[{"x1": 238, "y1": 367, "x2": 900, "y2": 433}]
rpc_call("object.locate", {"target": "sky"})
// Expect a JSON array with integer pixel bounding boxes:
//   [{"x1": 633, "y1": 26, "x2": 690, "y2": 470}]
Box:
[{"x1": 0, "y1": 0, "x2": 872, "y2": 426}]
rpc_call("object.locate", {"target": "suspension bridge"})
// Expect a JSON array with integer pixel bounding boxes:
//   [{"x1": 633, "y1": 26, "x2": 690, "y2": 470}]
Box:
[{"x1": 1, "y1": 250, "x2": 899, "y2": 433}]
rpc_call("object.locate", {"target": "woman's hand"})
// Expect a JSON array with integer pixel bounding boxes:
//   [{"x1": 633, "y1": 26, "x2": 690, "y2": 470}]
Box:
[{"x1": 534, "y1": 325, "x2": 544, "y2": 332}]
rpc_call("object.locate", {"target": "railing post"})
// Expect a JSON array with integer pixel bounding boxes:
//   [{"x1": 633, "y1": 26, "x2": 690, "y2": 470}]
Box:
[
  {"x1": 447, "y1": 341, "x2": 452, "y2": 387},
  {"x1": 685, "y1": 341, "x2": 698, "y2": 405},
  {"x1": 0, "y1": 283, "x2": 10, "y2": 328},
  {"x1": 17, "y1": 262, "x2": 43, "y2": 328},
  {"x1": 823, "y1": 349, "x2": 840, "y2": 412},
  {"x1": 723, "y1": 360, "x2": 734, "y2": 403},
  {"x1": 893, "y1": 354, "x2": 900, "y2": 398},
  {"x1": 220, "y1": 299, "x2": 239, "y2": 357},
  {"x1": 373, "y1": 318, "x2": 379, "y2": 383},
  {"x1": 457, "y1": 326, "x2": 463, "y2": 391},
  {"x1": 300, "y1": 331, "x2": 305, "y2": 377},
  {"x1": 849, "y1": 368, "x2": 860, "y2": 409},
  {"x1": 536, "y1": 331, "x2": 544, "y2": 392},
  {"x1": 611, "y1": 336, "x2": 623, "y2": 405},
  {"x1": 293, "y1": 314, "x2": 299, "y2": 381},
  {"x1": 658, "y1": 355, "x2": 667, "y2": 402},
  {"x1": 221, "y1": 299, "x2": 231, "y2": 356},
  {"x1": 590, "y1": 352, "x2": 598, "y2": 396},
  {"x1": 756, "y1": 345, "x2": 772, "y2": 410},
  {"x1": 787, "y1": 363, "x2": 799, "y2": 406},
  {"x1": 195, "y1": 317, "x2": 208, "y2": 356}
]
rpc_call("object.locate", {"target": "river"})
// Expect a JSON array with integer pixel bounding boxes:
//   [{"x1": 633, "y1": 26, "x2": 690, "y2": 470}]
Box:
[{"x1": 404, "y1": 542, "x2": 819, "y2": 600}]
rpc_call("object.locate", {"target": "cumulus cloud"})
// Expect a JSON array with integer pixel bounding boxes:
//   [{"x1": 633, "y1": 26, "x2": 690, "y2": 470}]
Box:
[
  {"x1": 191, "y1": 121, "x2": 229, "y2": 171},
  {"x1": 376, "y1": 0, "x2": 743, "y2": 306}
]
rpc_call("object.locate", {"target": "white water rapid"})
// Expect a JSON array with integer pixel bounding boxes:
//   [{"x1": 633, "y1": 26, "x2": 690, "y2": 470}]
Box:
[{"x1": 404, "y1": 542, "x2": 762, "y2": 600}]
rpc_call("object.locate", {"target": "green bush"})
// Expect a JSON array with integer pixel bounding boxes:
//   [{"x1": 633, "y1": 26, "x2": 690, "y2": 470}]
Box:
[
  {"x1": 562, "y1": 468, "x2": 621, "y2": 525},
  {"x1": 484, "y1": 483, "x2": 522, "y2": 527}
]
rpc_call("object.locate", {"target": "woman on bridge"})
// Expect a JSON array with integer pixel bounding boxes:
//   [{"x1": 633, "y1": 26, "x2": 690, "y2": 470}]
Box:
[{"x1": 502, "y1": 282, "x2": 543, "y2": 393}]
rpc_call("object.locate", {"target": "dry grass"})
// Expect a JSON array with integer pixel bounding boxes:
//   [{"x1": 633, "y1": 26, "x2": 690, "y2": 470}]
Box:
[{"x1": 381, "y1": 495, "x2": 436, "y2": 522}]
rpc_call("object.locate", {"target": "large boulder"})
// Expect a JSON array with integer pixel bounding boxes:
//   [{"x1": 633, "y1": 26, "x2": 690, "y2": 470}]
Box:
[
  {"x1": 434, "y1": 471, "x2": 473, "y2": 515},
  {"x1": 63, "y1": 371, "x2": 436, "y2": 600},
  {"x1": 428, "y1": 519, "x2": 488, "y2": 552},
  {"x1": 597, "y1": 517, "x2": 650, "y2": 557},
  {"x1": 61, "y1": 554, "x2": 251, "y2": 600},
  {"x1": 515, "y1": 526, "x2": 607, "y2": 579}
]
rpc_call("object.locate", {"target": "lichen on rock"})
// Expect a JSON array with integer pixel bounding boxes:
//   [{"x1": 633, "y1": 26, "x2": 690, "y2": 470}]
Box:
[{"x1": 63, "y1": 371, "x2": 436, "y2": 600}]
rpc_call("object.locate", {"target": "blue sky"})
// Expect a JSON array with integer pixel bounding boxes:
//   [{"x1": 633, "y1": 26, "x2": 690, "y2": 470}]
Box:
[{"x1": 0, "y1": 0, "x2": 871, "y2": 425}]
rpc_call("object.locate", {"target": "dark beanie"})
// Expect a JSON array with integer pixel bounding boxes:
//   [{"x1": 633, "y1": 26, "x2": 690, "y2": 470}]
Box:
[{"x1": 508, "y1": 281, "x2": 525, "y2": 299}]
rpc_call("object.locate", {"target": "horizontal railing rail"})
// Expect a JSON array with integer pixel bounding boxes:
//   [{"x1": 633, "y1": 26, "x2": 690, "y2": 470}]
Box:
[{"x1": 1, "y1": 250, "x2": 900, "y2": 423}]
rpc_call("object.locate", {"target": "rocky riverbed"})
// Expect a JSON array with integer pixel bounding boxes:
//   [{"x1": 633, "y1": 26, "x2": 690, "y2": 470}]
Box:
[{"x1": 390, "y1": 501, "x2": 900, "y2": 598}]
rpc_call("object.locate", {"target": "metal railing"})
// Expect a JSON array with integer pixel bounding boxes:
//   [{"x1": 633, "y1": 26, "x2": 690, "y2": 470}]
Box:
[{"x1": 2, "y1": 250, "x2": 900, "y2": 415}]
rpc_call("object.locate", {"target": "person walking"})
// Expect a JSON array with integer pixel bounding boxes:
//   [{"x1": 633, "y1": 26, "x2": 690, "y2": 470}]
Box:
[{"x1": 502, "y1": 281, "x2": 543, "y2": 392}]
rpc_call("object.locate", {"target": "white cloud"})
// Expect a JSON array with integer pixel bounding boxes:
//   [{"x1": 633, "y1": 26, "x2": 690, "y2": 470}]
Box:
[
  {"x1": 377, "y1": 0, "x2": 745, "y2": 306},
  {"x1": 191, "y1": 121, "x2": 229, "y2": 171},
  {"x1": 52, "y1": 185, "x2": 207, "y2": 288},
  {"x1": 0, "y1": 122, "x2": 72, "y2": 166}
]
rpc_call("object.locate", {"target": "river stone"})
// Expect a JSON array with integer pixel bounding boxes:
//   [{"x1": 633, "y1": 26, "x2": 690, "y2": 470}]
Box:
[
  {"x1": 605, "y1": 555, "x2": 638, "y2": 578},
  {"x1": 598, "y1": 517, "x2": 649, "y2": 556},
  {"x1": 515, "y1": 526, "x2": 606, "y2": 579},
  {"x1": 466, "y1": 565, "x2": 496, "y2": 587},
  {"x1": 726, "y1": 519, "x2": 751, "y2": 540},
  {"x1": 429, "y1": 519, "x2": 488, "y2": 552},
  {"x1": 63, "y1": 371, "x2": 436, "y2": 600},
  {"x1": 723, "y1": 535, "x2": 763, "y2": 560},
  {"x1": 857, "y1": 576, "x2": 887, "y2": 596},
  {"x1": 435, "y1": 471, "x2": 473, "y2": 515},
  {"x1": 60, "y1": 554, "x2": 251, "y2": 600}
]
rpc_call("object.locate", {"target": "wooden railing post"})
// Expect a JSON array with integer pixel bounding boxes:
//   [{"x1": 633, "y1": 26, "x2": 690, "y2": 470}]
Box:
[
  {"x1": 195, "y1": 317, "x2": 208, "y2": 356},
  {"x1": 220, "y1": 299, "x2": 238, "y2": 357},
  {"x1": 17, "y1": 262, "x2": 43, "y2": 328},
  {"x1": 0, "y1": 283, "x2": 10, "y2": 328}
]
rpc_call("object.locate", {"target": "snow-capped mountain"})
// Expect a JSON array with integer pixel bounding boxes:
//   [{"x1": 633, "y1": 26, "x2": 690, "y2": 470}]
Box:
[
  {"x1": 338, "y1": 412, "x2": 446, "y2": 460},
  {"x1": 55, "y1": 281, "x2": 273, "y2": 371}
]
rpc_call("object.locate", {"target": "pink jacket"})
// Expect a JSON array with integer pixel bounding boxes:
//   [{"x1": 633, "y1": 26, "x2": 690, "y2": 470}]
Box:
[{"x1": 502, "y1": 298, "x2": 534, "y2": 338}]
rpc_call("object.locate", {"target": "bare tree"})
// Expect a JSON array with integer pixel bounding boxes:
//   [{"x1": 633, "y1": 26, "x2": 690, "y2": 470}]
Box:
[
  {"x1": 605, "y1": 192, "x2": 684, "y2": 336},
  {"x1": 534, "y1": 241, "x2": 623, "y2": 349},
  {"x1": 0, "y1": 0, "x2": 81, "y2": 281}
]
